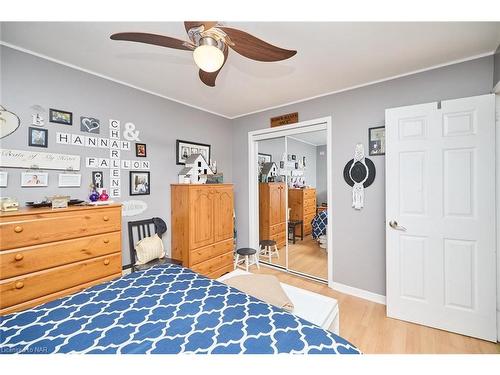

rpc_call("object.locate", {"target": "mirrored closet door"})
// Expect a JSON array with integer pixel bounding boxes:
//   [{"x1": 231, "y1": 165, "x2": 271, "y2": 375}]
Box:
[
  {"x1": 285, "y1": 130, "x2": 328, "y2": 281},
  {"x1": 256, "y1": 129, "x2": 328, "y2": 282}
]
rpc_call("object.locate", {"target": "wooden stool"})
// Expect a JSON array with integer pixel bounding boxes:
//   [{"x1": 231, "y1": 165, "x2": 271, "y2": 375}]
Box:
[
  {"x1": 234, "y1": 248, "x2": 259, "y2": 272},
  {"x1": 259, "y1": 239, "x2": 279, "y2": 262}
]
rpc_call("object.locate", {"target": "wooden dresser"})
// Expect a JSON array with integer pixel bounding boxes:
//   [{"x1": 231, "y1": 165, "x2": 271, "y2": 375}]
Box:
[
  {"x1": 289, "y1": 188, "x2": 317, "y2": 236},
  {"x1": 0, "y1": 204, "x2": 122, "y2": 315},
  {"x1": 171, "y1": 184, "x2": 234, "y2": 279},
  {"x1": 259, "y1": 182, "x2": 286, "y2": 248}
]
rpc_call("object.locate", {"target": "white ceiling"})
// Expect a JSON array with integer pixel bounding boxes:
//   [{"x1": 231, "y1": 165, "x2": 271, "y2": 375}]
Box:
[
  {"x1": 289, "y1": 131, "x2": 327, "y2": 146},
  {"x1": 1, "y1": 22, "x2": 499, "y2": 118}
]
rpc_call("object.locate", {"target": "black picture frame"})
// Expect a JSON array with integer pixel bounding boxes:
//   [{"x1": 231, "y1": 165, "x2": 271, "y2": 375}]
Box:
[
  {"x1": 28, "y1": 127, "x2": 48, "y2": 148},
  {"x1": 92, "y1": 171, "x2": 104, "y2": 190},
  {"x1": 258, "y1": 153, "x2": 272, "y2": 164},
  {"x1": 135, "y1": 143, "x2": 147, "y2": 157},
  {"x1": 368, "y1": 126, "x2": 385, "y2": 156},
  {"x1": 49, "y1": 108, "x2": 73, "y2": 125},
  {"x1": 291, "y1": 154, "x2": 296, "y2": 161},
  {"x1": 176, "y1": 139, "x2": 211, "y2": 165},
  {"x1": 129, "y1": 171, "x2": 150, "y2": 196}
]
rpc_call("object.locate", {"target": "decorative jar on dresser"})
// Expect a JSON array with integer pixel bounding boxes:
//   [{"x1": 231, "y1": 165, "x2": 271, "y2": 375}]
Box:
[
  {"x1": 0, "y1": 204, "x2": 123, "y2": 315},
  {"x1": 171, "y1": 184, "x2": 234, "y2": 278}
]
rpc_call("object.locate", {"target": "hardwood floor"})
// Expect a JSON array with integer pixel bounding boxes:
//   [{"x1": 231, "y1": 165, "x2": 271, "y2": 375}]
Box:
[
  {"x1": 250, "y1": 265, "x2": 500, "y2": 354},
  {"x1": 260, "y1": 235, "x2": 327, "y2": 280}
]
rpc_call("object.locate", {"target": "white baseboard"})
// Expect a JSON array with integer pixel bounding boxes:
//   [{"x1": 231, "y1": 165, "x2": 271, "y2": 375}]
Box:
[
  {"x1": 332, "y1": 282, "x2": 386, "y2": 305},
  {"x1": 497, "y1": 310, "x2": 500, "y2": 342}
]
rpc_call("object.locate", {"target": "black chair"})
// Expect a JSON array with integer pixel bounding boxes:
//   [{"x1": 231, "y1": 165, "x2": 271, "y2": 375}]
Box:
[
  {"x1": 127, "y1": 217, "x2": 182, "y2": 272},
  {"x1": 288, "y1": 220, "x2": 304, "y2": 244}
]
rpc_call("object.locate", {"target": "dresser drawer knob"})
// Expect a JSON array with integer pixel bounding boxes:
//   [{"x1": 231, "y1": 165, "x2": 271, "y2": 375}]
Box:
[
  {"x1": 14, "y1": 226, "x2": 23, "y2": 233},
  {"x1": 15, "y1": 281, "x2": 24, "y2": 289},
  {"x1": 103, "y1": 259, "x2": 110, "y2": 265},
  {"x1": 103, "y1": 216, "x2": 110, "y2": 222},
  {"x1": 103, "y1": 238, "x2": 110, "y2": 244},
  {"x1": 14, "y1": 254, "x2": 24, "y2": 261}
]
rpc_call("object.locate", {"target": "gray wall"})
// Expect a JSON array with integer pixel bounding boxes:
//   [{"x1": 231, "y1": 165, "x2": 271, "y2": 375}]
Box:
[
  {"x1": 316, "y1": 145, "x2": 327, "y2": 204},
  {"x1": 0, "y1": 46, "x2": 233, "y2": 265},
  {"x1": 231, "y1": 55, "x2": 494, "y2": 296},
  {"x1": 286, "y1": 137, "x2": 316, "y2": 188},
  {"x1": 494, "y1": 44, "x2": 500, "y2": 90}
]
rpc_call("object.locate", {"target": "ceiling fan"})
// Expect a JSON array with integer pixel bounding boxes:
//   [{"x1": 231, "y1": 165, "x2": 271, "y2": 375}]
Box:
[{"x1": 110, "y1": 22, "x2": 297, "y2": 87}]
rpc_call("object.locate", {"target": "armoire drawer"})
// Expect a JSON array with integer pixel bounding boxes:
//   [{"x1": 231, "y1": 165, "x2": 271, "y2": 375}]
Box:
[
  {"x1": 270, "y1": 222, "x2": 285, "y2": 236},
  {"x1": 191, "y1": 252, "x2": 233, "y2": 276},
  {"x1": 189, "y1": 239, "x2": 233, "y2": 266},
  {"x1": 0, "y1": 207, "x2": 121, "y2": 251},
  {"x1": 0, "y1": 253, "x2": 122, "y2": 309},
  {"x1": 0, "y1": 232, "x2": 121, "y2": 279},
  {"x1": 206, "y1": 263, "x2": 234, "y2": 279}
]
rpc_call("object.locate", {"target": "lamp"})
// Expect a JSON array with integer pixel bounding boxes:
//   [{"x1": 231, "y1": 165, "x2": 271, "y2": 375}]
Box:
[{"x1": 193, "y1": 37, "x2": 224, "y2": 73}]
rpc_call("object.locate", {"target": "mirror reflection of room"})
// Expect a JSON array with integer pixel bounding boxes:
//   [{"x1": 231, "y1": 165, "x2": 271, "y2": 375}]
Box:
[
  {"x1": 286, "y1": 130, "x2": 327, "y2": 280},
  {"x1": 257, "y1": 130, "x2": 328, "y2": 281}
]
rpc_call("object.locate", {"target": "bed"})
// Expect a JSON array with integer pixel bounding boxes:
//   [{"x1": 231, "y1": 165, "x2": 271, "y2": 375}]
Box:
[
  {"x1": 218, "y1": 269, "x2": 340, "y2": 335},
  {"x1": 0, "y1": 263, "x2": 360, "y2": 354}
]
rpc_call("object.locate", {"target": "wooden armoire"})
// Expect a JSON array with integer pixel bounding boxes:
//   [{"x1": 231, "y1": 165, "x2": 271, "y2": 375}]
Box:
[
  {"x1": 171, "y1": 184, "x2": 234, "y2": 278},
  {"x1": 259, "y1": 182, "x2": 286, "y2": 248}
]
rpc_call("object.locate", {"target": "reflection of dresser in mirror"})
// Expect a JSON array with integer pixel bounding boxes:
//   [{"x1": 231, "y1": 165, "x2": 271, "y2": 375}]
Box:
[
  {"x1": 288, "y1": 188, "x2": 317, "y2": 236},
  {"x1": 259, "y1": 182, "x2": 286, "y2": 248}
]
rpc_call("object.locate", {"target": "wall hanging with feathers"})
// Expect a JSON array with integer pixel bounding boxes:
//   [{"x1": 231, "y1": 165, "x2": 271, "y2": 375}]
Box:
[{"x1": 343, "y1": 143, "x2": 376, "y2": 210}]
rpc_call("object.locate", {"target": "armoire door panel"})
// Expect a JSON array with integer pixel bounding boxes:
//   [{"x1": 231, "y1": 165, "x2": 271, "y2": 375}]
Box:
[
  {"x1": 189, "y1": 189, "x2": 215, "y2": 249},
  {"x1": 214, "y1": 189, "x2": 234, "y2": 243}
]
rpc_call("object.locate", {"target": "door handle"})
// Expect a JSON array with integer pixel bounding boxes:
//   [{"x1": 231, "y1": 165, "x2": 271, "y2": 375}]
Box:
[{"x1": 389, "y1": 220, "x2": 407, "y2": 231}]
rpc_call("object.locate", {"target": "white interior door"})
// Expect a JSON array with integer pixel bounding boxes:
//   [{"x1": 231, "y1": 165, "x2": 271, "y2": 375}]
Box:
[{"x1": 385, "y1": 94, "x2": 497, "y2": 342}]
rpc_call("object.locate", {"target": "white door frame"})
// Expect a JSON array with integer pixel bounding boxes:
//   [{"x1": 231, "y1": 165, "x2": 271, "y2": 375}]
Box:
[{"x1": 248, "y1": 116, "x2": 333, "y2": 286}]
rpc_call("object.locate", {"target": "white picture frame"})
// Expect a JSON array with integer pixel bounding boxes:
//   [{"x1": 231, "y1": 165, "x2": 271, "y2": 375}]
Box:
[
  {"x1": 21, "y1": 172, "x2": 49, "y2": 187},
  {"x1": 0, "y1": 171, "x2": 7, "y2": 187},
  {"x1": 58, "y1": 173, "x2": 81, "y2": 187}
]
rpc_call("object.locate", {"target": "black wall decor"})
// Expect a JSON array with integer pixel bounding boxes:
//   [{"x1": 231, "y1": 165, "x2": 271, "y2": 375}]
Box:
[{"x1": 343, "y1": 158, "x2": 376, "y2": 188}]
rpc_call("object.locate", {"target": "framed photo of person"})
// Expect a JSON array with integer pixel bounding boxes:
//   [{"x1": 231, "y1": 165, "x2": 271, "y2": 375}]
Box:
[
  {"x1": 176, "y1": 139, "x2": 211, "y2": 165},
  {"x1": 368, "y1": 126, "x2": 385, "y2": 156},
  {"x1": 28, "y1": 127, "x2": 48, "y2": 148},
  {"x1": 135, "y1": 143, "x2": 147, "y2": 157},
  {"x1": 130, "y1": 171, "x2": 150, "y2": 196},
  {"x1": 21, "y1": 171, "x2": 49, "y2": 187}
]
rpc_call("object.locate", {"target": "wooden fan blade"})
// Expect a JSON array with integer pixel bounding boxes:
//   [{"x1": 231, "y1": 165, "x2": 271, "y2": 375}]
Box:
[
  {"x1": 218, "y1": 27, "x2": 296, "y2": 62},
  {"x1": 110, "y1": 32, "x2": 194, "y2": 50},
  {"x1": 199, "y1": 46, "x2": 229, "y2": 87},
  {"x1": 184, "y1": 21, "x2": 218, "y2": 33}
]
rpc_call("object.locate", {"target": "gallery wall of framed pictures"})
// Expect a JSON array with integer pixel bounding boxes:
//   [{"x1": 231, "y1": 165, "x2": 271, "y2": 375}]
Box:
[{"x1": 1, "y1": 103, "x2": 152, "y2": 201}]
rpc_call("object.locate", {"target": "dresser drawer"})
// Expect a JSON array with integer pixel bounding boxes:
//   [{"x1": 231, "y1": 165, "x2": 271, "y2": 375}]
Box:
[
  {"x1": 270, "y1": 222, "x2": 285, "y2": 236},
  {"x1": 191, "y1": 252, "x2": 233, "y2": 276},
  {"x1": 0, "y1": 253, "x2": 121, "y2": 309},
  {"x1": 0, "y1": 207, "x2": 121, "y2": 250},
  {"x1": 304, "y1": 197, "x2": 316, "y2": 209},
  {"x1": 0, "y1": 232, "x2": 121, "y2": 279},
  {"x1": 189, "y1": 238, "x2": 233, "y2": 266},
  {"x1": 270, "y1": 231, "x2": 286, "y2": 247},
  {"x1": 303, "y1": 189, "x2": 316, "y2": 200},
  {"x1": 304, "y1": 204, "x2": 316, "y2": 215}
]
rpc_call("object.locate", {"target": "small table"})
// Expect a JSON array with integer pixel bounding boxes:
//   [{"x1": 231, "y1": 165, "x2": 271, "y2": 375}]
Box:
[{"x1": 288, "y1": 220, "x2": 304, "y2": 244}]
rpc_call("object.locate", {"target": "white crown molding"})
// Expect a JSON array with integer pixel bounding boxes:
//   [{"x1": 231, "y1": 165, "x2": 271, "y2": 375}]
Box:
[
  {"x1": 0, "y1": 41, "x2": 232, "y2": 120},
  {"x1": 332, "y1": 282, "x2": 386, "y2": 305},
  {"x1": 287, "y1": 135, "x2": 322, "y2": 147},
  {"x1": 1, "y1": 40, "x2": 495, "y2": 120},
  {"x1": 231, "y1": 51, "x2": 496, "y2": 119}
]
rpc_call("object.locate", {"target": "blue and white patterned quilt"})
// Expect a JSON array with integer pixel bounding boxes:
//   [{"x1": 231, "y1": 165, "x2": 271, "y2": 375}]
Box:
[
  {"x1": 312, "y1": 211, "x2": 328, "y2": 240},
  {"x1": 0, "y1": 264, "x2": 360, "y2": 354}
]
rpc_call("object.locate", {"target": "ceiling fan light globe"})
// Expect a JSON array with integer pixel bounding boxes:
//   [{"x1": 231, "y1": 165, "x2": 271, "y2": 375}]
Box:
[{"x1": 193, "y1": 45, "x2": 224, "y2": 73}]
